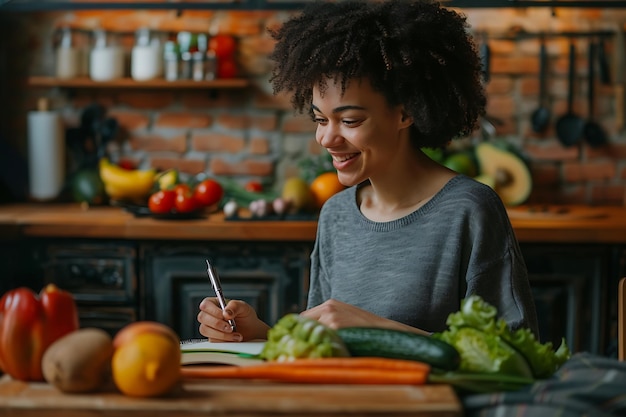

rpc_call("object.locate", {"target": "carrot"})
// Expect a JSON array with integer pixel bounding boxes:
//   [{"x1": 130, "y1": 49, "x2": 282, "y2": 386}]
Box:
[{"x1": 181, "y1": 357, "x2": 430, "y2": 385}]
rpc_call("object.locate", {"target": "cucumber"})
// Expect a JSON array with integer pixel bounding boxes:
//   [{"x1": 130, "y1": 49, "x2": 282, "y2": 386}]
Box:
[{"x1": 337, "y1": 327, "x2": 460, "y2": 371}]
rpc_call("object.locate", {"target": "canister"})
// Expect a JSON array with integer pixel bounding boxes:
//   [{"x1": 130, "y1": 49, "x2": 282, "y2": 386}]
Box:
[{"x1": 89, "y1": 29, "x2": 124, "y2": 81}]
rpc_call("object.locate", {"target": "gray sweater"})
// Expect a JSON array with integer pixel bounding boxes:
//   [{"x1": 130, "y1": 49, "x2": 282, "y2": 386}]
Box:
[{"x1": 307, "y1": 175, "x2": 539, "y2": 336}]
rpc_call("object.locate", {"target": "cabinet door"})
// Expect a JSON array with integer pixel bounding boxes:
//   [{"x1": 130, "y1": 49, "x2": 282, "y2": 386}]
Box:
[
  {"x1": 521, "y1": 244, "x2": 612, "y2": 354},
  {"x1": 142, "y1": 242, "x2": 311, "y2": 340}
]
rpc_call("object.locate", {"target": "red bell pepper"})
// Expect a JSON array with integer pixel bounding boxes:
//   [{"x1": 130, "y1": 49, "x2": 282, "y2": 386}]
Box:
[{"x1": 0, "y1": 284, "x2": 79, "y2": 381}]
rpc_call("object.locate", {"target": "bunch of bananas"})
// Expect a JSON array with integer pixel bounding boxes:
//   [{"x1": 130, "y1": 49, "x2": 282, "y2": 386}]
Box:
[{"x1": 99, "y1": 158, "x2": 156, "y2": 202}]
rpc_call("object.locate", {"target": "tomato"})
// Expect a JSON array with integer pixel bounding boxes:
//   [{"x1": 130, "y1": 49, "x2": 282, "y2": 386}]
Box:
[
  {"x1": 209, "y1": 34, "x2": 236, "y2": 60},
  {"x1": 217, "y1": 58, "x2": 237, "y2": 79},
  {"x1": 175, "y1": 190, "x2": 200, "y2": 213},
  {"x1": 173, "y1": 183, "x2": 191, "y2": 195},
  {"x1": 148, "y1": 190, "x2": 176, "y2": 214},
  {"x1": 245, "y1": 181, "x2": 263, "y2": 192},
  {"x1": 193, "y1": 179, "x2": 224, "y2": 207}
]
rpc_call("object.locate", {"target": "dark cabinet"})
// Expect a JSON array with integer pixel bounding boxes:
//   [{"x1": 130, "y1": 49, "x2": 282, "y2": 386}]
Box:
[
  {"x1": 521, "y1": 243, "x2": 621, "y2": 355},
  {"x1": 141, "y1": 241, "x2": 311, "y2": 340},
  {"x1": 40, "y1": 240, "x2": 139, "y2": 337}
]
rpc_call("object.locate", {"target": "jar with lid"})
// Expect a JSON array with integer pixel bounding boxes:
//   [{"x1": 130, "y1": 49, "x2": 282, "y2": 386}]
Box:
[
  {"x1": 55, "y1": 27, "x2": 81, "y2": 79},
  {"x1": 131, "y1": 28, "x2": 163, "y2": 81},
  {"x1": 89, "y1": 29, "x2": 124, "y2": 81}
]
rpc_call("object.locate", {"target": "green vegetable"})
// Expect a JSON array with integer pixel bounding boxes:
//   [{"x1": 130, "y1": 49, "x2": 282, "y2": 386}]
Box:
[
  {"x1": 219, "y1": 177, "x2": 278, "y2": 208},
  {"x1": 337, "y1": 327, "x2": 460, "y2": 371},
  {"x1": 260, "y1": 314, "x2": 350, "y2": 361},
  {"x1": 434, "y1": 295, "x2": 570, "y2": 379}
]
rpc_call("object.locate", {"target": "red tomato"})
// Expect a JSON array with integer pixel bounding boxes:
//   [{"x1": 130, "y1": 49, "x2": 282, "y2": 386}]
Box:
[
  {"x1": 217, "y1": 58, "x2": 237, "y2": 79},
  {"x1": 148, "y1": 190, "x2": 176, "y2": 214},
  {"x1": 245, "y1": 181, "x2": 263, "y2": 192},
  {"x1": 173, "y1": 183, "x2": 191, "y2": 195},
  {"x1": 193, "y1": 179, "x2": 224, "y2": 207},
  {"x1": 209, "y1": 34, "x2": 236, "y2": 60},
  {"x1": 175, "y1": 190, "x2": 200, "y2": 213}
]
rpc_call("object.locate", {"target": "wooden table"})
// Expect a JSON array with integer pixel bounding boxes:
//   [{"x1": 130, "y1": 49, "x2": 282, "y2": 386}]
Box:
[{"x1": 0, "y1": 375, "x2": 462, "y2": 416}]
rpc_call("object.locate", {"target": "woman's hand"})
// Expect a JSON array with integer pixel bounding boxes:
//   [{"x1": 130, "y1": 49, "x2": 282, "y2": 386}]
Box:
[
  {"x1": 301, "y1": 299, "x2": 431, "y2": 336},
  {"x1": 197, "y1": 297, "x2": 271, "y2": 342}
]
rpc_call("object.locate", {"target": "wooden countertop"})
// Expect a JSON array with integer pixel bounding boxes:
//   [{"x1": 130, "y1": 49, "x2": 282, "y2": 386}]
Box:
[
  {"x1": 1, "y1": 203, "x2": 626, "y2": 243},
  {"x1": 0, "y1": 375, "x2": 462, "y2": 417}
]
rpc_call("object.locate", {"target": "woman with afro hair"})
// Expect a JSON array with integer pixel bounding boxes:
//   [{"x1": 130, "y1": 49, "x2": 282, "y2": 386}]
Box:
[{"x1": 197, "y1": 0, "x2": 539, "y2": 342}]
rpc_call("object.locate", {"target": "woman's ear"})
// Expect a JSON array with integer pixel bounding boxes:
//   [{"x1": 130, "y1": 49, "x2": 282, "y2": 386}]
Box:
[{"x1": 400, "y1": 111, "x2": 413, "y2": 128}]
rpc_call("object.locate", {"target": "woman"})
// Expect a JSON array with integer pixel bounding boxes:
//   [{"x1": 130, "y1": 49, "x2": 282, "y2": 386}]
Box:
[{"x1": 197, "y1": 0, "x2": 539, "y2": 342}]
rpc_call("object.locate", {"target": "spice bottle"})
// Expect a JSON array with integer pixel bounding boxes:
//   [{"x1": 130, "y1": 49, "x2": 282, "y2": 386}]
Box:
[{"x1": 163, "y1": 40, "x2": 179, "y2": 81}]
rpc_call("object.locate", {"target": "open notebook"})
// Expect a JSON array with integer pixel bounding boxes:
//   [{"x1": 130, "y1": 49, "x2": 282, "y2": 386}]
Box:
[{"x1": 180, "y1": 339, "x2": 266, "y2": 366}]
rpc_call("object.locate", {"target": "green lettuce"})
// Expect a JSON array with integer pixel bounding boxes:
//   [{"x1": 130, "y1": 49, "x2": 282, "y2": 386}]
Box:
[{"x1": 434, "y1": 295, "x2": 570, "y2": 379}]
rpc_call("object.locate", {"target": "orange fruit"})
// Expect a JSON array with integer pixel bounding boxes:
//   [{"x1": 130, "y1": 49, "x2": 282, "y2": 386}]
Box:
[
  {"x1": 310, "y1": 171, "x2": 345, "y2": 209},
  {"x1": 112, "y1": 332, "x2": 181, "y2": 398}
]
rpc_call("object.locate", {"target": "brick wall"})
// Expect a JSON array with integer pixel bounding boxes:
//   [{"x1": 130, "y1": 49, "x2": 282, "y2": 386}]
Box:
[{"x1": 4, "y1": 6, "x2": 626, "y2": 205}]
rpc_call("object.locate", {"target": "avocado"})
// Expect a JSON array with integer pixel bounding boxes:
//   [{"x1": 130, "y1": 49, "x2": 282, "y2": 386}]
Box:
[
  {"x1": 71, "y1": 168, "x2": 106, "y2": 205},
  {"x1": 475, "y1": 142, "x2": 532, "y2": 206}
]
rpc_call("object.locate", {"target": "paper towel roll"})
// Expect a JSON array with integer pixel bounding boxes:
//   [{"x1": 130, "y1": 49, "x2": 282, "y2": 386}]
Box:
[{"x1": 27, "y1": 99, "x2": 65, "y2": 201}]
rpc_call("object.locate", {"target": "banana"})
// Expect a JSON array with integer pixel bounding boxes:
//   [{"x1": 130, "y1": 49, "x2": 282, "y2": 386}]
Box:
[{"x1": 99, "y1": 158, "x2": 156, "y2": 201}]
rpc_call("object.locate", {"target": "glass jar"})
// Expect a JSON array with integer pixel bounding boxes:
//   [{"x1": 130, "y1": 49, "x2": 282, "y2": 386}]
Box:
[
  {"x1": 89, "y1": 29, "x2": 124, "y2": 81},
  {"x1": 131, "y1": 28, "x2": 162, "y2": 81}
]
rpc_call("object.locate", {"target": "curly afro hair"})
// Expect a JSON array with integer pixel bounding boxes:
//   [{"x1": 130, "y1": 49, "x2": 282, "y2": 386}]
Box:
[{"x1": 268, "y1": 0, "x2": 486, "y2": 149}]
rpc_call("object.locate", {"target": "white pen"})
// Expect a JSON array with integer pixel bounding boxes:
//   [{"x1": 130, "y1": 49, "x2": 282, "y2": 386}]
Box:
[{"x1": 205, "y1": 259, "x2": 237, "y2": 332}]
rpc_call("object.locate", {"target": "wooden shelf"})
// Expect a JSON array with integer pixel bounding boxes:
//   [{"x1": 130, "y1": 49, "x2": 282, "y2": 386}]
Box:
[{"x1": 27, "y1": 76, "x2": 250, "y2": 89}]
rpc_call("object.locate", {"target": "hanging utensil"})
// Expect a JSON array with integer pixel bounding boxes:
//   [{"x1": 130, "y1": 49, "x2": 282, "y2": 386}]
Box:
[
  {"x1": 597, "y1": 35, "x2": 611, "y2": 86},
  {"x1": 614, "y1": 25, "x2": 625, "y2": 132},
  {"x1": 583, "y1": 40, "x2": 608, "y2": 148},
  {"x1": 555, "y1": 41, "x2": 585, "y2": 147},
  {"x1": 531, "y1": 37, "x2": 551, "y2": 133}
]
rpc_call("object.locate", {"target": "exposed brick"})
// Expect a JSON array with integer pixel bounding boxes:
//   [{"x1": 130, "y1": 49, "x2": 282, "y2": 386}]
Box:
[
  {"x1": 215, "y1": 113, "x2": 251, "y2": 130},
  {"x1": 13, "y1": 7, "x2": 626, "y2": 207},
  {"x1": 563, "y1": 161, "x2": 616, "y2": 182},
  {"x1": 587, "y1": 142, "x2": 626, "y2": 160},
  {"x1": 491, "y1": 55, "x2": 539, "y2": 76},
  {"x1": 116, "y1": 92, "x2": 176, "y2": 109},
  {"x1": 249, "y1": 136, "x2": 270, "y2": 155},
  {"x1": 485, "y1": 76, "x2": 513, "y2": 95},
  {"x1": 253, "y1": 89, "x2": 293, "y2": 111},
  {"x1": 283, "y1": 114, "x2": 315, "y2": 134},
  {"x1": 210, "y1": 158, "x2": 274, "y2": 176},
  {"x1": 191, "y1": 132, "x2": 245, "y2": 153},
  {"x1": 209, "y1": 12, "x2": 269, "y2": 37},
  {"x1": 70, "y1": 92, "x2": 115, "y2": 110},
  {"x1": 251, "y1": 114, "x2": 278, "y2": 131},
  {"x1": 485, "y1": 95, "x2": 515, "y2": 121},
  {"x1": 155, "y1": 112, "x2": 212, "y2": 129},
  {"x1": 149, "y1": 156, "x2": 206, "y2": 175},
  {"x1": 107, "y1": 110, "x2": 150, "y2": 131},
  {"x1": 525, "y1": 143, "x2": 580, "y2": 161},
  {"x1": 129, "y1": 133, "x2": 187, "y2": 153},
  {"x1": 181, "y1": 91, "x2": 248, "y2": 108}
]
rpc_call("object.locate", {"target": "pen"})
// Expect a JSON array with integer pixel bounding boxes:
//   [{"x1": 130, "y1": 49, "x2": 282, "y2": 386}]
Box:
[{"x1": 205, "y1": 259, "x2": 237, "y2": 332}]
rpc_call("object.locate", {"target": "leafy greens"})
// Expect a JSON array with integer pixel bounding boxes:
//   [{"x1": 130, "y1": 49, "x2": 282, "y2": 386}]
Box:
[{"x1": 433, "y1": 295, "x2": 570, "y2": 379}]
